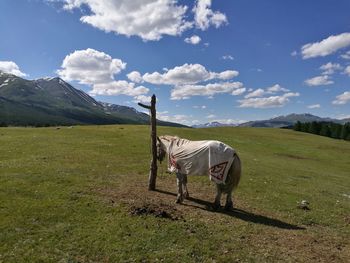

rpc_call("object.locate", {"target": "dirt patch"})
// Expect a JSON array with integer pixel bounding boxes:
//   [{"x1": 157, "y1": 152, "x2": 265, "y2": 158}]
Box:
[{"x1": 130, "y1": 203, "x2": 182, "y2": 220}]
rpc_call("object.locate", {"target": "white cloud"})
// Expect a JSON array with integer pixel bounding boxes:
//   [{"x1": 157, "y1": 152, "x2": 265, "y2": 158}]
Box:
[
  {"x1": 245, "y1": 88, "x2": 265, "y2": 98},
  {"x1": 222, "y1": 55, "x2": 234, "y2": 60},
  {"x1": 90, "y1": 81, "x2": 149, "y2": 96},
  {"x1": 304, "y1": 75, "x2": 334, "y2": 86},
  {"x1": 57, "y1": 48, "x2": 126, "y2": 85},
  {"x1": 193, "y1": 0, "x2": 227, "y2": 30},
  {"x1": 345, "y1": 65, "x2": 350, "y2": 76},
  {"x1": 266, "y1": 84, "x2": 289, "y2": 93},
  {"x1": 0, "y1": 61, "x2": 27, "y2": 77},
  {"x1": 238, "y1": 92, "x2": 300, "y2": 108},
  {"x1": 319, "y1": 62, "x2": 342, "y2": 75},
  {"x1": 307, "y1": 104, "x2": 321, "y2": 109},
  {"x1": 192, "y1": 105, "x2": 207, "y2": 109},
  {"x1": 142, "y1": 63, "x2": 238, "y2": 85},
  {"x1": 231, "y1": 88, "x2": 246, "y2": 96},
  {"x1": 291, "y1": 50, "x2": 298, "y2": 57},
  {"x1": 301, "y1": 32, "x2": 350, "y2": 59},
  {"x1": 332, "y1": 91, "x2": 350, "y2": 105},
  {"x1": 341, "y1": 50, "x2": 350, "y2": 60},
  {"x1": 207, "y1": 114, "x2": 216, "y2": 119},
  {"x1": 133, "y1": 95, "x2": 152, "y2": 104},
  {"x1": 184, "y1": 35, "x2": 201, "y2": 45},
  {"x1": 61, "y1": 0, "x2": 192, "y2": 41},
  {"x1": 57, "y1": 48, "x2": 149, "y2": 99},
  {"x1": 244, "y1": 84, "x2": 288, "y2": 98},
  {"x1": 127, "y1": 71, "x2": 143, "y2": 83},
  {"x1": 157, "y1": 112, "x2": 191, "y2": 125},
  {"x1": 171, "y1": 81, "x2": 243, "y2": 100}
]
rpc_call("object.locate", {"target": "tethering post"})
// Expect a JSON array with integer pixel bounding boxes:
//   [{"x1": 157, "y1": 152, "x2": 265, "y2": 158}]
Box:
[{"x1": 138, "y1": 94, "x2": 157, "y2": 190}]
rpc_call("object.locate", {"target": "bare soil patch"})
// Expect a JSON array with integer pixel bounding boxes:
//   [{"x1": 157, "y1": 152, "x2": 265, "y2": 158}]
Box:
[{"x1": 92, "y1": 174, "x2": 350, "y2": 262}]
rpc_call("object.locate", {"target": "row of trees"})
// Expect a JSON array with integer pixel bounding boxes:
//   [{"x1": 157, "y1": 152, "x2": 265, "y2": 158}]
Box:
[{"x1": 294, "y1": 121, "x2": 350, "y2": 140}]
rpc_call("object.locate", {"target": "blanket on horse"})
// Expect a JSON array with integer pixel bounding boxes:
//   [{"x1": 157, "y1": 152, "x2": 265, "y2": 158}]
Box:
[{"x1": 167, "y1": 138, "x2": 235, "y2": 184}]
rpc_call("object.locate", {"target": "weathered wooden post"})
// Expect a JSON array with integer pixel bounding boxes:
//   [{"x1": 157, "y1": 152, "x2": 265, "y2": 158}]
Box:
[{"x1": 138, "y1": 94, "x2": 157, "y2": 190}]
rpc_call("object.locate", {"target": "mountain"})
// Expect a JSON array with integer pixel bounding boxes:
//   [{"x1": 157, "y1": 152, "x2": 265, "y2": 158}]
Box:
[
  {"x1": 192, "y1": 114, "x2": 349, "y2": 129},
  {"x1": 192, "y1": 121, "x2": 237, "y2": 128},
  {"x1": 239, "y1": 113, "x2": 347, "y2": 128},
  {"x1": 0, "y1": 71, "x2": 185, "y2": 127}
]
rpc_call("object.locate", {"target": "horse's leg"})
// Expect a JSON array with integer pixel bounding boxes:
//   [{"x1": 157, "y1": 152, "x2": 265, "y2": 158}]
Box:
[
  {"x1": 224, "y1": 190, "x2": 233, "y2": 211},
  {"x1": 183, "y1": 174, "x2": 189, "y2": 199},
  {"x1": 176, "y1": 173, "x2": 184, "y2": 204},
  {"x1": 213, "y1": 184, "x2": 222, "y2": 210}
]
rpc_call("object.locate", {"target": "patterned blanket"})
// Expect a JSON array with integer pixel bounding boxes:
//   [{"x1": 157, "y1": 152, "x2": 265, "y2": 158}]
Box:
[{"x1": 167, "y1": 138, "x2": 235, "y2": 184}]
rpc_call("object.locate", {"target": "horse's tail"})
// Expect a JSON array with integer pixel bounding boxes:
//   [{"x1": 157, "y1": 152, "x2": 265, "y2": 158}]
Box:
[{"x1": 231, "y1": 153, "x2": 242, "y2": 190}]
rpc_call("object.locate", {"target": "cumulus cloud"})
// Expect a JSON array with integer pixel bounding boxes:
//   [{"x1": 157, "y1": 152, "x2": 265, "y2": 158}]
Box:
[
  {"x1": 57, "y1": 0, "x2": 228, "y2": 41},
  {"x1": 345, "y1": 65, "x2": 350, "y2": 76},
  {"x1": 127, "y1": 71, "x2": 143, "y2": 83},
  {"x1": 184, "y1": 35, "x2": 201, "y2": 45},
  {"x1": 57, "y1": 48, "x2": 149, "y2": 99},
  {"x1": 193, "y1": 0, "x2": 227, "y2": 30},
  {"x1": 307, "y1": 104, "x2": 321, "y2": 109},
  {"x1": 332, "y1": 91, "x2": 350, "y2": 105},
  {"x1": 142, "y1": 63, "x2": 239, "y2": 85},
  {"x1": 61, "y1": 0, "x2": 192, "y2": 41},
  {"x1": 244, "y1": 84, "x2": 289, "y2": 98},
  {"x1": 57, "y1": 48, "x2": 126, "y2": 85},
  {"x1": 0, "y1": 61, "x2": 27, "y2": 77},
  {"x1": 266, "y1": 84, "x2": 289, "y2": 93},
  {"x1": 157, "y1": 111, "x2": 191, "y2": 125},
  {"x1": 244, "y1": 88, "x2": 265, "y2": 98},
  {"x1": 90, "y1": 81, "x2": 149, "y2": 96},
  {"x1": 170, "y1": 81, "x2": 243, "y2": 100},
  {"x1": 238, "y1": 92, "x2": 300, "y2": 108},
  {"x1": 301, "y1": 32, "x2": 350, "y2": 59},
  {"x1": 304, "y1": 75, "x2": 334, "y2": 86},
  {"x1": 319, "y1": 62, "x2": 342, "y2": 75},
  {"x1": 341, "y1": 50, "x2": 350, "y2": 60},
  {"x1": 133, "y1": 95, "x2": 152, "y2": 104}
]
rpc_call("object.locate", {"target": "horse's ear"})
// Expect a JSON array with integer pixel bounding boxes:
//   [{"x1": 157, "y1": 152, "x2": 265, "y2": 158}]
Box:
[{"x1": 157, "y1": 136, "x2": 161, "y2": 143}]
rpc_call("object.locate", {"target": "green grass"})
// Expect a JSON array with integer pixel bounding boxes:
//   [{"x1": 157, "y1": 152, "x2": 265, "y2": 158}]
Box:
[{"x1": 0, "y1": 125, "x2": 349, "y2": 262}]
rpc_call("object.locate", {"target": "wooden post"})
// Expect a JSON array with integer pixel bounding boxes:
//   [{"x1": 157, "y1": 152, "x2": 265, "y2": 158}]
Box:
[{"x1": 138, "y1": 94, "x2": 157, "y2": 190}]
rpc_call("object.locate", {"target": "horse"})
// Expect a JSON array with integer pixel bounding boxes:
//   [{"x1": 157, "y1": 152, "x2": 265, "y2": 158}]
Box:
[{"x1": 156, "y1": 135, "x2": 241, "y2": 210}]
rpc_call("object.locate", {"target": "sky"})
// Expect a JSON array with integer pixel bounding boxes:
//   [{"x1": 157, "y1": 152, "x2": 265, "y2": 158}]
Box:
[{"x1": 0, "y1": 0, "x2": 350, "y2": 125}]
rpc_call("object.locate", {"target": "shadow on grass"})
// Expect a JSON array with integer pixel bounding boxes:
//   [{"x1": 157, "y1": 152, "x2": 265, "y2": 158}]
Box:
[{"x1": 154, "y1": 189, "x2": 305, "y2": 230}]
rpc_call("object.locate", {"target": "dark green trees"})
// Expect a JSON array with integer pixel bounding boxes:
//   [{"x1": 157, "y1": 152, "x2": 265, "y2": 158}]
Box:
[{"x1": 294, "y1": 121, "x2": 350, "y2": 141}]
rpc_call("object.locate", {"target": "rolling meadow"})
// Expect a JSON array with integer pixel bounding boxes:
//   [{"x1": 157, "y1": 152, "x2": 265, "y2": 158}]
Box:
[{"x1": 0, "y1": 125, "x2": 349, "y2": 262}]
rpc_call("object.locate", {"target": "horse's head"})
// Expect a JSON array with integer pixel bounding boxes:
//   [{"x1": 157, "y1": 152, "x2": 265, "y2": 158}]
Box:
[{"x1": 156, "y1": 136, "x2": 166, "y2": 163}]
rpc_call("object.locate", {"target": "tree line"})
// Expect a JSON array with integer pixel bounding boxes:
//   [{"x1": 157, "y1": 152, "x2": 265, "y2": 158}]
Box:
[{"x1": 293, "y1": 121, "x2": 350, "y2": 140}]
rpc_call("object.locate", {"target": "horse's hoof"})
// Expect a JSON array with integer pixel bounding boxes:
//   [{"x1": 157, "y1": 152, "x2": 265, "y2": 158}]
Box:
[
  {"x1": 175, "y1": 198, "x2": 183, "y2": 204},
  {"x1": 212, "y1": 203, "x2": 220, "y2": 211},
  {"x1": 184, "y1": 192, "x2": 190, "y2": 199},
  {"x1": 224, "y1": 203, "x2": 233, "y2": 211}
]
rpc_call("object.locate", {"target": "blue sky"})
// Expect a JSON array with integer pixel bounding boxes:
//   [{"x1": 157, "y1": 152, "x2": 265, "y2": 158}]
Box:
[{"x1": 0, "y1": 0, "x2": 349, "y2": 125}]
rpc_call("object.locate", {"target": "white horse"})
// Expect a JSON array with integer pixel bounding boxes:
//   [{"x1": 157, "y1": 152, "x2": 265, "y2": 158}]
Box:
[{"x1": 156, "y1": 135, "x2": 241, "y2": 210}]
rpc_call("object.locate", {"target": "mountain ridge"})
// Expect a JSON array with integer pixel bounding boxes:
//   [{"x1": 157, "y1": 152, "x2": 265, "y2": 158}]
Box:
[
  {"x1": 0, "y1": 71, "x2": 185, "y2": 127},
  {"x1": 192, "y1": 113, "x2": 349, "y2": 128}
]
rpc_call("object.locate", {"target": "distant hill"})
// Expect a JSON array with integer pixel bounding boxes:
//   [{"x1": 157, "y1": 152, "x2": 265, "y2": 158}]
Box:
[
  {"x1": 238, "y1": 113, "x2": 348, "y2": 128},
  {"x1": 0, "y1": 71, "x2": 185, "y2": 127},
  {"x1": 192, "y1": 113, "x2": 349, "y2": 129},
  {"x1": 192, "y1": 121, "x2": 237, "y2": 128}
]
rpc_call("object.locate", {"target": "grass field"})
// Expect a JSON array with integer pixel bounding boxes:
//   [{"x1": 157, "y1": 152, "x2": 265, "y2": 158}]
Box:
[{"x1": 0, "y1": 125, "x2": 349, "y2": 262}]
